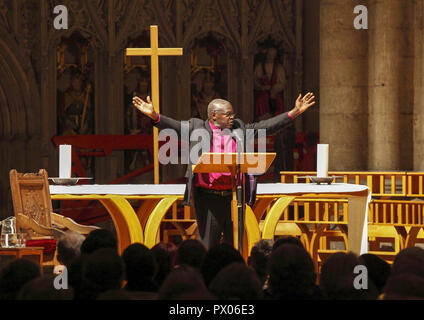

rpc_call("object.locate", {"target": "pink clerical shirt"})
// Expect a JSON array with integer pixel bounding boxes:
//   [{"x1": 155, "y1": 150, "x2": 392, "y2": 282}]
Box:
[{"x1": 195, "y1": 121, "x2": 236, "y2": 190}]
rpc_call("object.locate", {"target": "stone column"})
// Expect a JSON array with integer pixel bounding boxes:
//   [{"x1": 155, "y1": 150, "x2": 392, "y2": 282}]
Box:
[
  {"x1": 368, "y1": 0, "x2": 414, "y2": 170},
  {"x1": 414, "y1": 0, "x2": 424, "y2": 170},
  {"x1": 303, "y1": 0, "x2": 320, "y2": 133},
  {"x1": 320, "y1": 0, "x2": 369, "y2": 170}
]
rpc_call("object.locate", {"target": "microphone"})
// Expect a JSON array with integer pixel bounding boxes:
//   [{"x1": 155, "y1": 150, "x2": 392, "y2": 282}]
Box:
[
  {"x1": 232, "y1": 128, "x2": 244, "y2": 153},
  {"x1": 220, "y1": 128, "x2": 244, "y2": 152}
]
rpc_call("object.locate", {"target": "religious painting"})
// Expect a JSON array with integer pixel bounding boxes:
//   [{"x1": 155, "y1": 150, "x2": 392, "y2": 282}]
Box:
[
  {"x1": 253, "y1": 38, "x2": 287, "y2": 121},
  {"x1": 57, "y1": 32, "x2": 94, "y2": 135},
  {"x1": 56, "y1": 32, "x2": 95, "y2": 177},
  {"x1": 190, "y1": 34, "x2": 227, "y2": 119},
  {"x1": 254, "y1": 38, "x2": 295, "y2": 177},
  {"x1": 123, "y1": 32, "x2": 154, "y2": 181}
]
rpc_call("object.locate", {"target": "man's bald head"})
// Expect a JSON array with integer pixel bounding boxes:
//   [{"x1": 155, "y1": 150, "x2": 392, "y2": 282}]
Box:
[
  {"x1": 207, "y1": 99, "x2": 235, "y2": 129},
  {"x1": 207, "y1": 99, "x2": 232, "y2": 119}
]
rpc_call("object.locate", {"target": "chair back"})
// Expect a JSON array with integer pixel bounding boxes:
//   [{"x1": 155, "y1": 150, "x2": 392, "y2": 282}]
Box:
[{"x1": 9, "y1": 169, "x2": 53, "y2": 234}]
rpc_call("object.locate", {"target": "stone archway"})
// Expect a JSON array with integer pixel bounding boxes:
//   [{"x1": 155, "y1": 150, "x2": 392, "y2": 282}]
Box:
[{"x1": 0, "y1": 31, "x2": 41, "y2": 220}]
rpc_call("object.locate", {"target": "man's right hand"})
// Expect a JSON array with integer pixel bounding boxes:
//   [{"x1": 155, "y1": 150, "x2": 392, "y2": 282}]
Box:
[{"x1": 132, "y1": 95, "x2": 159, "y2": 122}]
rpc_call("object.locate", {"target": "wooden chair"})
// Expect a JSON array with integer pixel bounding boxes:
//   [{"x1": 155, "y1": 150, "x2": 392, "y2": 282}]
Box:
[{"x1": 9, "y1": 169, "x2": 99, "y2": 271}]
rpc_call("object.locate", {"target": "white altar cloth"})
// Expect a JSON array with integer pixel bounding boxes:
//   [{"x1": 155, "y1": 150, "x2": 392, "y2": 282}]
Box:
[
  {"x1": 256, "y1": 183, "x2": 369, "y2": 195},
  {"x1": 50, "y1": 184, "x2": 186, "y2": 195}
]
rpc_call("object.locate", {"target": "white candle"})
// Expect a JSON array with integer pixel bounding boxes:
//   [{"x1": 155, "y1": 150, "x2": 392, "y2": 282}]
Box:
[
  {"x1": 59, "y1": 145, "x2": 72, "y2": 178},
  {"x1": 317, "y1": 144, "x2": 329, "y2": 177}
]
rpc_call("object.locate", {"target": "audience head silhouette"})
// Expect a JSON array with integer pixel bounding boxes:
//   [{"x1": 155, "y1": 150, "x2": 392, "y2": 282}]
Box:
[
  {"x1": 175, "y1": 239, "x2": 207, "y2": 270},
  {"x1": 18, "y1": 274, "x2": 74, "y2": 300},
  {"x1": 122, "y1": 243, "x2": 158, "y2": 292},
  {"x1": 320, "y1": 251, "x2": 378, "y2": 300},
  {"x1": 158, "y1": 265, "x2": 214, "y2": 300},
  {"x1": 209, "y1": 262, "x2": 263, "y2": 300},
  {"x1": 381, "y1": 247, "x2": 424, "y2": 299},
  {"x1": 268, "y1": 244, "x2": 319, "y2": 300},
  {"x1": 383, "y1": 273, "x2": 424, "y2": 300},
  {"x1": 80, "y1": 229, "x2": 117, "y2": 255},
  {"x1": 0, "y1": 258, "x2": 40, "y2": 300},
  {"x1": 151, "y1": 242, "x2": 177, "y2": 288},
  {"x1": 201, "y1": 243, "x2": 245, "y2": 287},
  {"x1": 272, "y1": 236, "x2": 304, "y2": 252},
  {"x1": 390, "y1": 247, "x2": 424, "y2": 279},
  {"x1": 359, "y1": 253, "x2": 391, "y2": 294},
  {"x1": 248, "y1": 239, "x2": 273, "y2": 287},
  {"x1": 57, "y1": 230, "x2": 85, "y2": 267},
  {"x1": 77, "y1": 248, "x2": 124, "y2": 300}
]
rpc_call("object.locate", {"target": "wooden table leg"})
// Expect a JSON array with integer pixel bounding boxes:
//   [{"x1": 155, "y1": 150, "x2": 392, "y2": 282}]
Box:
[
  {"x1": 244, "y1": 205, "x2": 261, "y2": 259},
  {"x1": 262, "y1": 196, "x2": 296, "y2": 239},
  {"x1": 99, "y1": 197, "x2": 144, "y2": 254},
  {"x1": 347, "y1": 192, "x2": 371, "y2": 255},
  {"x1": 143, "y1": 197, "x2": 179, "y2": 248}
]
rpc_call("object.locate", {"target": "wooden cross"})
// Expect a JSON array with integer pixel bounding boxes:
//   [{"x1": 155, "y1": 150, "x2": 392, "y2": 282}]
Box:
[{"x1": 126, "y1": 25, "x2": 183, "y2": 184}]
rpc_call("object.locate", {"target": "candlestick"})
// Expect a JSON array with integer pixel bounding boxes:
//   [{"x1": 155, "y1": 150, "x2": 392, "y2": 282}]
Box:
[
  {"x1": 317, "y1": 144, "x2": 329, "y2": 178},
  {"x1": 59, "y1": 145, "x2": 72, "y2": 178}
]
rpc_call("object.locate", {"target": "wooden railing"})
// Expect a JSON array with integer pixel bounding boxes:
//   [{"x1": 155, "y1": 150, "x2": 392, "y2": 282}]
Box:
[
  {"x1": 406, "y1": 172, "x2": 424, "y2": 197},
  {"x1": 278, "y1": 171, "x2": 424, "y2": 266},
  {"x1": 281, "y1": 171, "x2": 409, "y2": 197},
  {"x1": 369, "y1": 200, "x2": 424, "y2": 226},
  {"x1": 277, "y1": 198, "x2": 348, "y2": 225}
]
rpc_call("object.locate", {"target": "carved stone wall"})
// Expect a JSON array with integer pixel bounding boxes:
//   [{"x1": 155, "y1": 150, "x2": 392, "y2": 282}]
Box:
[
  {"x1": 0, "y1": 0, "x2": 303, "y2": 219},
  {"x1": 0, "y1": 0, "x2": 42, "y2": 220}
]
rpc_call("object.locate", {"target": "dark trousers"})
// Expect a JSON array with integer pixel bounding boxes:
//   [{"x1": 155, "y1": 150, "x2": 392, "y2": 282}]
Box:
[
  {"x1": 194, "y1": 188, "x2": 233, "y2": 249},
  {"x1": 273, "y1": 126, "x2": 295, "y2": 181}
]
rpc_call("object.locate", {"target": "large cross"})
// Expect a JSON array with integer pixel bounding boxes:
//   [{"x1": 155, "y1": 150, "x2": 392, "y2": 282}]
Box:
[{"x1": 126, "y1": 25, "x2": 183, "y2": 184}]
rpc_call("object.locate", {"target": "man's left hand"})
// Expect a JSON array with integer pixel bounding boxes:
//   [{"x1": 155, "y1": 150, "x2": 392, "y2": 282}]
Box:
[{"x1": 288, "y1": 92, "x2": 316, "y2": 119}]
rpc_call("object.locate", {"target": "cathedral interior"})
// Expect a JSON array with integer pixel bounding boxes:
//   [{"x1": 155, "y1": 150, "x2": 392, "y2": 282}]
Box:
[{"x1": 1, "y1": 0, "x2": 422, "y2": 223}]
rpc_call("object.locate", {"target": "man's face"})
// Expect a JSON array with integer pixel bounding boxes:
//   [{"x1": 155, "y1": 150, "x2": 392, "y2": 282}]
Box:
[{"x1": 211, "y1": 103, "x2": 235, "y2": 129}]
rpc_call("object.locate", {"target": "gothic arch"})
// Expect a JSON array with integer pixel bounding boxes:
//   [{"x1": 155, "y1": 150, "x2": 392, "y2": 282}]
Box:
[
  {"x1": 47, "y1": 26, "x2": 104, "y2": 54},
  {"x1": 185, "y1": 31, "x2": 239, "y2": 57},
  {"x1": 117, "y1": 22, "x2": 175, "y2": 54},
  {"x1": 0, "y1": 31, "x2": 40, "y2": 139},
  {"x1": 119, "y1": 27, "x2": 174, "y2": 54},
  {"x1": 0, "y1": 28, "x2": 41, "y2": 220},
  {"x1": 182, "y1": 0, "x2": 241, "y2": 56},
  {"x1": 46, "y1": 0, "x2": 107, "y2": 52},
  {"x1": 115, "y1": 0, "x2": 176, "y2": 54},
  {"x1": 249, "y1": 27, "x2": 294, "y2": 57},
  {"x1": 247, "y1": 0, "x2": 297, "y2": 55},
  {"x1": 269, "y1": 0, "x2": 296, "y2": 51}
]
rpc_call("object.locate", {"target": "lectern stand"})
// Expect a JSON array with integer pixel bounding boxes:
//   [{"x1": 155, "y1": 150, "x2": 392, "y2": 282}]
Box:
[{"x1": 192, "y1": 152, "x2": 275, "y2": 252}]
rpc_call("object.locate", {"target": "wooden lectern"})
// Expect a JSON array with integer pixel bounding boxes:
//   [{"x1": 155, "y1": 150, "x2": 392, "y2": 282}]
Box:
[{"x1": 192, "y1": 152, "x2": 275, "y2": 252}]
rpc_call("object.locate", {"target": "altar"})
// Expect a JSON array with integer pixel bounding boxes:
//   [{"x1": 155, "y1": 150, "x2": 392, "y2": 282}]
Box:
[
  {"x1": 255, "y1": 183, "x2": 371, "y2": 255},
  {"x1": 50, "y1": 182, "x2": 370, "y2": 256},
  {"x1": 50, "y1": 184, "x2": 185, "y2": 253}
]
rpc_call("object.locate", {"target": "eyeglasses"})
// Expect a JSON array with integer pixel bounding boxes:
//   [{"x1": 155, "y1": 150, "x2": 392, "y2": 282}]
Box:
[{"x1": 214, "y1": 110, "x2": 236, "y2": 118}]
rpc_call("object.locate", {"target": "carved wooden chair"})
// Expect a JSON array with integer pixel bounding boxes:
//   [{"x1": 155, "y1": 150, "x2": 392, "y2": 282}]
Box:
[{"x1": 9, "y1": 169, "x2": 99, "y2": 270}]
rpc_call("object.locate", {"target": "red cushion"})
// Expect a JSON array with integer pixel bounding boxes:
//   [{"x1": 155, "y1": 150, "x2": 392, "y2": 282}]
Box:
[{"x1": 26, "y1": 239, "x2": 56, "y2": 254}]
